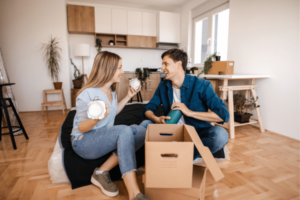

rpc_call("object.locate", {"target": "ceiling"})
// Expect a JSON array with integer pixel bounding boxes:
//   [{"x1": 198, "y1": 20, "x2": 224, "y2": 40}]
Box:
[{"x1": 67, "y1": 0, "x2": 190, "y2": 11}]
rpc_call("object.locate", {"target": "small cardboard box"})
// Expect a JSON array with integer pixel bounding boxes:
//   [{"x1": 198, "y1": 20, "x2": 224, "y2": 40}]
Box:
[
  {"x1": 144, "y1": 124, "x2": 224, "y2": 189},
  {"x1": 208, "y1": 61, "x2": 234, "y2": 75},
  {"x1": 143, "y1": 165, "x2": 207, "y2": 200}
]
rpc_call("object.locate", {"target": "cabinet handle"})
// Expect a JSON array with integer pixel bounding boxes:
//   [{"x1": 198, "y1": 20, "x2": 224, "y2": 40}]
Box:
[
  {"x1": 147, "y1": 89, "x2": 153, "y2": 92},
  {"x1": 140, "y1": 45, "x2": 145, "y2": 47},
  {"x1": 147, "y1": 80, "x2": 153, "y2": 82}
]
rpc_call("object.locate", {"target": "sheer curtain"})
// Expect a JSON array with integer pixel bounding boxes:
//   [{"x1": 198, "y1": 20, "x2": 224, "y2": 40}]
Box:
[{"x1": 0, "y1": 48, "x2": 22, "y2": 135}]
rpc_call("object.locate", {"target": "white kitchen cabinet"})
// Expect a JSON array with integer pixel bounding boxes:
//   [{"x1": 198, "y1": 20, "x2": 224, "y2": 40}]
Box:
[
  {"x1": 112, "y1": 9, "x2": 127, "y2": 34},
  {"x1": 142, "y1": 12, "x2": 156, "y2": 36},
  {"x1": 95, "y1": 7, "x2": 112, "y2": 33},
  {"x1": 128, "y1": 11, "x2": 142, "y2": 35},
  {"x1": 157, "y1": 11, "x2": 180, "y2": 43}
]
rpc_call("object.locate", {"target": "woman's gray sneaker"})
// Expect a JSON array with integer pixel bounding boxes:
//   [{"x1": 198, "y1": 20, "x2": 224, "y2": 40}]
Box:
[
  {"x1": 91, "y1": 168, "x2": 119, "y2": 197},
  {"x1": 133, "y1": 193, "x2": 149, "y2": 200}
]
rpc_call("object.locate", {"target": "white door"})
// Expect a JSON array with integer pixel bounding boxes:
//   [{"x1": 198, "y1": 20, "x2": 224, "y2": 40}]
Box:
[
  {"x1": 128, "y1": 11, "x2": 142, "y2": 35},
  {"x1": 157, "y1": 11, "x2": 180, "y2": 43},
  {"x1": 112, "y1": 9, "x2": 127, "y2": 34},
  {"x1": 142, "y1": 12, "x2": 156, "y2": 36},
  {"x1": 95, "y1": 7, "x2": 112, "y2": 33}
]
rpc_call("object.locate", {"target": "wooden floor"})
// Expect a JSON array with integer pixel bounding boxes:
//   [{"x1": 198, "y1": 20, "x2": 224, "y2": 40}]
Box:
[{"x1": 0, "y1": 110, "x2": 299, "y2": 200}]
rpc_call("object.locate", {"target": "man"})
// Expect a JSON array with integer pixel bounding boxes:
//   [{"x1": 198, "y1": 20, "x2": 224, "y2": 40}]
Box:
[{"x1": 140, "y1": 49, "x2": 229, "y2": 159}]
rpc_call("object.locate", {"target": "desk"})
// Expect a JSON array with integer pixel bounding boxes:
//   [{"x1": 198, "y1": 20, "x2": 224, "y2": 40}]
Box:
[{"x1": 199, "y1": 74, "x2": 271, "y2": 139}]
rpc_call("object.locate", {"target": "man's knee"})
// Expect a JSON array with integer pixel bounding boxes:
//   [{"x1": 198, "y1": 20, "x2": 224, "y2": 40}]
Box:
[
  {"x1": 140, "y1": 120, "x2": 154, "y2": 129},
  {"x1": 210, "y1": 126, "x2": 229, "y2": 147}
]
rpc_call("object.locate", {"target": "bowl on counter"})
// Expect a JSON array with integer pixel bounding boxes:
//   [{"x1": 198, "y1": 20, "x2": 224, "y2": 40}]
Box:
[{"x1": 149, "y1": 68, "x2": 159, "y2": 72}]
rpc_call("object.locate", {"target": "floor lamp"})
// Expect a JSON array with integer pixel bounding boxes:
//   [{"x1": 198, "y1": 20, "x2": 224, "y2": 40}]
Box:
[{"x1": 74, "y1": 44, "x2": 90, "y2": 83}]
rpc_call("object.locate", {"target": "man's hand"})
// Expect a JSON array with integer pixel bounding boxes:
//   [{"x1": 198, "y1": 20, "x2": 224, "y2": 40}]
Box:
[
  {"x1": 171, "y1": 102, "x2": 193, "y2": 117},
  {"x1": 154, "y1": 116, "x2": 171, "y2": 124}
]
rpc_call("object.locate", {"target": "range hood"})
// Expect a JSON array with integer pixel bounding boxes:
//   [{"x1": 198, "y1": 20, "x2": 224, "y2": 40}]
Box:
[{"x1": 156, "y1": 43, "x2": 179, "y2": 50}]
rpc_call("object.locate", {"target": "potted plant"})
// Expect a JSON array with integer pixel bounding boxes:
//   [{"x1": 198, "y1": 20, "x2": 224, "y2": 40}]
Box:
[
  {"x1": 41, "y1": 35, "x2": 62, "y2": 89},
  {"x1": 198, "y1": 52, "x2": 217, "y2": 76},
  {"x1": 70, "y1": 58, "x2": 84, "y2": 89},
  {"x1": 233, "y1": 92, "x2": 259, "y2": 123},
  {"x1": 135, "y1": 68, "x2": 152, "y2": 89},
  {"x1": 95, "y1": 38, "x2": 102, "y2": 53}
]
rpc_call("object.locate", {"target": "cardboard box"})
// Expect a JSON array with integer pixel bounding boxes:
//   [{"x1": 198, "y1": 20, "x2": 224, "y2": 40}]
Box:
[
  {"x1": 208, "y1": 61, "x2": 234, "y2": 75},
  {"x1": 145, "y1": 124, "x2": 224, "y2": 189},
  {"x1": 143, "y1": 165, "x2": 207, "y2": 200}
]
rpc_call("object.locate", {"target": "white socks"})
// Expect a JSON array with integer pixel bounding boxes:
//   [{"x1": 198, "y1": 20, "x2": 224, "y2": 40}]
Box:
[{"x1": 96, "y1": 170, "x2": 104, "y2": 175}]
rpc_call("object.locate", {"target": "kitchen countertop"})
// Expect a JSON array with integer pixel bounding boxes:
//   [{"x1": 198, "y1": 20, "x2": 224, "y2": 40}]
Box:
[{"x1": 124, "y1": 71, "x2": 164, "y2": 74}]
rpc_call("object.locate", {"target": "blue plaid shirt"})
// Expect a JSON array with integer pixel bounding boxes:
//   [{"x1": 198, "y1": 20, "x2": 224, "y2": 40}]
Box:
[{"x1": 141, "y1": 74, "x2": 229, "y2": 129}]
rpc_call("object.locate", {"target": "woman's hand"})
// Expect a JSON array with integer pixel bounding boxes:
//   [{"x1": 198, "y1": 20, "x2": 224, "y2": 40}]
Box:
[
  {"x1": 127, "y1": 85, "x2": 141, "y2": 99},
  {"x1": 102, "y1": 103, "x2": 110, "y2": 119},
  {"x1": 171, "y1": 102, "x2": 193, "y2": 117}
]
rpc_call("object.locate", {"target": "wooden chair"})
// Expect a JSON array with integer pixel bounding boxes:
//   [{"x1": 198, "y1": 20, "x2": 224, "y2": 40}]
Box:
[{"x1": 42, "y1": 89, "x2": 67, "y2": 115}]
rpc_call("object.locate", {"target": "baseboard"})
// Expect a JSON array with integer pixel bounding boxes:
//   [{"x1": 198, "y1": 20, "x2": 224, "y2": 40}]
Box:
[{"x1": 20, "y1": 109, "x2": 70, "y2": 113}]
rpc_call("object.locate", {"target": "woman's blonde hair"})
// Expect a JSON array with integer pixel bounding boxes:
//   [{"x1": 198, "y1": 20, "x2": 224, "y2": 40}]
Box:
[{"x1": 77, "y1": 51, "x2": 121, "y2": 97}]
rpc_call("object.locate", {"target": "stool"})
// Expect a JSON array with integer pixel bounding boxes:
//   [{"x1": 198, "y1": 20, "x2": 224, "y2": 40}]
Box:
[
  {"x1": 0, "y1": 83, "x2": 29, "y2": 150},
  {"x1": 42, "y1": 89, "x2": 67, "y2": 115},
  {"x1": 130, "y1": 91, "x2": 143, "y2": 103}
]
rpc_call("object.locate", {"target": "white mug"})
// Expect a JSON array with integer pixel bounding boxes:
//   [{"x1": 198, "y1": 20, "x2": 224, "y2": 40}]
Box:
[
  {"x1": 87, "y1": 99, "x2": 106, "y2": 120},
  {"x1": 129, "y1": 78, "x2": 140, "y2": 90}
]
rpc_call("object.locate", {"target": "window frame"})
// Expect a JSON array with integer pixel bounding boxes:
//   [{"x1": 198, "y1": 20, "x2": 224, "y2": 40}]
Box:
[{"x1": 191, "y1": 3, "x2": 229, "y2": 68}]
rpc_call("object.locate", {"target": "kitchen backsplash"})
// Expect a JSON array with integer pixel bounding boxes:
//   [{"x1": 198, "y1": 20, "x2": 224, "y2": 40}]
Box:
[{"x1": 68, "y1": 34, "x2": 166, "y2": 77}]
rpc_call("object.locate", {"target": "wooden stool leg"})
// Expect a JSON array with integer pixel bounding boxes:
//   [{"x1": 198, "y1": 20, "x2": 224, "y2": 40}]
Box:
[
  {"x1": 43, "y1": 91, "x2": 48, "y2": 113},
  {"x1": 139, "y1": 91, "x2": 143, "y2": 102},
  {"x1": 42, "y1": 105, "x2": 44, "y2": 116},
  {"x1": 62, "y1": 90, "x2": 67, "y2": 111},
  {"x1": 60, "y1": 90, "x2": 65, "y2": 114},
  {"x1": 8, "y1": 99, "x2": 29, "y2": 140},
  {"x1": 250, "y1": 87, "x2": 265, "y2": 132},
  {"x1": 2, "y1": 99, "x2": 17, "y2": 149},
  {"x1": 228, "y1": 88, "x2": 235, "y2": 139}
]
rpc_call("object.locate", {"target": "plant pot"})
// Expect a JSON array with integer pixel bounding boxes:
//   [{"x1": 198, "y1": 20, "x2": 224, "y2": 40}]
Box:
[
  {"x1": 53, "y1": 82, "x2": 62, "y2": 90},
  {"x1": 193, "y1": 70, "x2": 199, "y2": 75},
  {"x1": 73, "y1": 79, "x2": 83, "y2": 89},
  {"x1": 234, "y1": 112, "x2": 252, "y2": 123},
  {"x1": 216, "y1": 56, "x2": 221, "y2": 61}
]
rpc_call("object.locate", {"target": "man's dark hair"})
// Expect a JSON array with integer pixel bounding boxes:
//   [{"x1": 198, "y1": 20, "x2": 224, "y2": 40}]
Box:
[{"x1": 161, "y1": 49, "x2": 188, "y2": 71}]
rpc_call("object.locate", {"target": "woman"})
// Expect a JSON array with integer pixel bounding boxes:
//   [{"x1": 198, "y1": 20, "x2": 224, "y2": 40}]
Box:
[{"x1": 71, "y1": 51, "x2": 149, "y2": 200}]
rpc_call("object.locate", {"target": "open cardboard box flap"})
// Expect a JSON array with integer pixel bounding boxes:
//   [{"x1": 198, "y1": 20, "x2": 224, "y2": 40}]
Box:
[{"x1": 183, "y1": 125, "x2": 224, "y2": 182}]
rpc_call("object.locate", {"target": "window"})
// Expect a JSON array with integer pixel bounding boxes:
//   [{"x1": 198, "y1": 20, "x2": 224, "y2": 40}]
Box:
[{"x1": 192, "y1": 4, "x2": 229, "y2": 66}]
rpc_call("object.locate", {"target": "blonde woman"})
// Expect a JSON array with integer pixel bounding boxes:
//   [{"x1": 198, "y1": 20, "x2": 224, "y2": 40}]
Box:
[{"x1": 71, "y1": 51, "x2": 149, "y2": 200}]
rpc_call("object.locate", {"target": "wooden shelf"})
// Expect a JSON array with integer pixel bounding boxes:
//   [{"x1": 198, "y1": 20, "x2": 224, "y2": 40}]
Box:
[
  {"x1": 234, "y1": 118, "x2": 259, "y2": 127},
  {"x1": 215, "y1": 118, "x2": 259, "y2": 129}
]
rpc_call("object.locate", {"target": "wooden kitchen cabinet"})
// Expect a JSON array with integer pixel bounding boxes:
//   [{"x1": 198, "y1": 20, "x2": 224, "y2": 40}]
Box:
[
  {"x1": 112, "y1": 9, "x2": 127, "y2": 34},
  {"x1": 157, "y1": 11, "x2": 180, "y2": 43},
  {"x1": 127, "y1": 35, "x2": 156, "y2": 48},
  {"x1": 128, "y1": 11, "x2": 142, "y2": 35},
  {"x1": 95, "y1": 7, "x2": 111, "y2": 33},
  {"x1": 116, "y1": 73, "x2": 134, "y2": 102},
  {"x1": 67, "y1": 5, "x2": 95, "y2": 34},
  {"x1": 116, "y1": 73, "x2": 160, "y2": 102},
  {"x1": 142, "y1": 12, "x2": 156, "y2": 36}
]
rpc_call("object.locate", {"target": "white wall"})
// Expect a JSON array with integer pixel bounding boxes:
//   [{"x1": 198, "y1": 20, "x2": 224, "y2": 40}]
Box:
[
  {"x1": 227, "y1": 0, "x2": 299, "y2": 140},
  {"x1": 0, "y1": 0, "x2": 71, "y2": 112},
  {"x1": 175, "y1": 0, "x2": 206, "y2": 58}
]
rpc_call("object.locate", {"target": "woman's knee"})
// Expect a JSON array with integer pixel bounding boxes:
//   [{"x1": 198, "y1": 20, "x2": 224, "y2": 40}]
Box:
[{"x1": 118, "y1": 126, "x2": 134, "y2": 138}]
